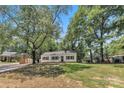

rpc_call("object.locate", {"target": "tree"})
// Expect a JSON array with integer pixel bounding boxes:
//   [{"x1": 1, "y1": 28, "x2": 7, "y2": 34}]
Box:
[
  {"x1": 107, "y1": 36, "x2": 124, "y2": 56},
  {"x1": 0, "y1": 5, "x2": 71, "y2": 64},
  {"x1": 87, "y1": 6, "x2": 124, "y2": 63},
  {"x1": 63, "y1": 6, "x2": 96, "y2": 63},
  {"x1": 65, "y1": 5, "x2": 124, "y2": 63},
  {"x1": 15, "y1": 6, "x2": 71, "y2": 64},
  {"x1": 0, "y1": 6, "x2": 20, "y2": 53}
]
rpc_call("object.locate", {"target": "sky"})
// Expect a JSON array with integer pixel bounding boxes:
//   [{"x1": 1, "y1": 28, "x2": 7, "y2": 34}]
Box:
[
  {"x1": 0, "y1": 5, "x2": 78, "y2": 37},
  {"x1": 0, "y1": 5, "x2": 78, "y2": 42},
  {"x1": 60, "y1": 5, "x2": 78, "y2": 38}
]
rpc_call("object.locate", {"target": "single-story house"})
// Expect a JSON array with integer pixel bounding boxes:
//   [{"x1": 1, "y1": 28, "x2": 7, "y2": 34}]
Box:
[
  {"x1": 40, "y1": 50, "x2": 77, "y2": 63},
  {"x1": 111, "y1": 55, "x2": 124, "y2": 63},
  {"x1": 0, "y1": 52, "x2": 17, "y2": 62},
  {"x1": 0, "y1": 52, "x2": 32, "y2": 63}
]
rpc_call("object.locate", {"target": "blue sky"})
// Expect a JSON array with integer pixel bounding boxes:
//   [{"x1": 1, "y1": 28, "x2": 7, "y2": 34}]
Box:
[
  {"x1": 0, "y1": 5, "x2": 78, "y2": 38},
  {"x1": 60, "y1": 5, "x2": 78, "y2": 38}
]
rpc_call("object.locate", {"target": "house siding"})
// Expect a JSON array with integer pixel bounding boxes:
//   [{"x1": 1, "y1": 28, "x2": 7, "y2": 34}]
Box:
[{"x1": 40, "y1": 51, "x2": 77, "y2": 63}]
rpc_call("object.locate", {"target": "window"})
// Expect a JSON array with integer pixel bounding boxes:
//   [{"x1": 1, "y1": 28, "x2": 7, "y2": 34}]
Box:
[
  {"x1": 43, "y1": 57, "x2": 49, "y2": 60},
  {"x1": 66, "y1": 56, "x2": 74, "y2": 60},
  {"x1": 51, "y1": 56, "x2": 59, "y2": 60}
]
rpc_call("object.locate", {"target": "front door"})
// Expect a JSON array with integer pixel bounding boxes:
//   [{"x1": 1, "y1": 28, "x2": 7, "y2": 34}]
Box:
[{"x1": 61, "y1": 56, "x2": 64, "y2": 62}]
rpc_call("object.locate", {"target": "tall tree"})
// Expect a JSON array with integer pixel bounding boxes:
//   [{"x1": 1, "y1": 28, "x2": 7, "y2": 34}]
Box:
[
  {"x1": 0, "y1": 5, "x2": 71, "y2": 64},
  {"x1": 15, "y1": 6, "x2": 71, "y2": 64},
  {"x1": 65, "y1": 5, "x2": 124, "y2": 63},
  {"x1": 87, "y1": 6, "x2": 124, "y2": 63},
  {"x1": 63, "y1": 6, "x2": 95, "y2": 63},
  {"x1": 0, "y1": 6, "x2": 13, "y2": 53}
]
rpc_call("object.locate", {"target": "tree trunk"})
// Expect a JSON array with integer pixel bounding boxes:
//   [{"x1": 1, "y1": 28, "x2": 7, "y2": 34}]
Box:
[
  {"x1": 100, "y1": 42, "x2": 104, "y2": 63},
  {"x1": 25, "y1": 40, "x2": 29, "y2": 53},
  {"x1": 105, "y1": 49, "x2": 111, "y2": 63},
  {"x1": 100, "y1": 16, "x2": 105, "y2": 64},
  {"x1": 32, "y1": 49, "x2": 36, "y2": 64},
  {"x1": 89, "y1": 49, "x2": 93, "y2": 63}
]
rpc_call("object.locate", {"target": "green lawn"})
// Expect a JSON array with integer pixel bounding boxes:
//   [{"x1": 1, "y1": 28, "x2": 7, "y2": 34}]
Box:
[
  {"x1": 0, "y1": 63, "x2": 124, "y2": 88},
  {"x1": 60, "y1": 63, "x2": 124, "y2": 87}
]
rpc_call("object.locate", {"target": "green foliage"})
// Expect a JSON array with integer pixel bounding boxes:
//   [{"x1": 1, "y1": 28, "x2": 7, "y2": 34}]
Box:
[
  {"x1": 0, "y1": 5, "x2": 71, "y2": 64},
  {"x1": 1, "y1": 5, "x2": 124, "y2": 63},
  {"x1": 107, "y1": 36, "x2": 124, "y2": 55},
  {"x1": 63, "y1": 6, "x2": 124, "y2": 62}
]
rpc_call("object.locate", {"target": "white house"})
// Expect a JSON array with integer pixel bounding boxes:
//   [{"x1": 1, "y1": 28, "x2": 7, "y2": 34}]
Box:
[
  {"x1": 40, "y1": 50, "x2": 77, "y2": 63},
  {"x1": 112, "y1": 55, "x2": 124, "y2": 63}
]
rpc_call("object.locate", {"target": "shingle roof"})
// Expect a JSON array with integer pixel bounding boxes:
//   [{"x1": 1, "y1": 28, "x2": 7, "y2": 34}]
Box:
[
  {"x1": 0, "y1": 52, "x2": 17, "y2": 57},
  {"x1": 42, "y1": 50, "x2": 76, "y2": 56}
]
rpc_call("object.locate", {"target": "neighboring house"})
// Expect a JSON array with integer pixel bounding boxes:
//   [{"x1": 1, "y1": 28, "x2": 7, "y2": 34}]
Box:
[
  {"x1": 40, "y1": 50, "x2": 77, "y2": 63},
  {"x1": 0, "y1": 52, "x2": 17, "y2": 62},
  {"x1": 0, "y1": 52, "x2": 32, "y2": 63},
  {"x1": 112, "y1": 55, "x2": 124, "y2": 63},
  {"x1": 19, "y1": 53, "x2": 32, "y2": 64}
]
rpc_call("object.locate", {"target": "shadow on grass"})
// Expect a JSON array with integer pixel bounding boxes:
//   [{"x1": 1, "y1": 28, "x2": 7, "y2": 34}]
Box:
[
  {"x1": 61, "y1": 63, "x2": 92, "y2": 73},
  {"x1": 11, "y1": 63, "x2": 92, "y2": 78},
  {"x1": 12, "y1": 64, "x2": 65, "y2": 78},
  {"x1": 114, "y1": 64, "x2": 124, "y2": 68}
]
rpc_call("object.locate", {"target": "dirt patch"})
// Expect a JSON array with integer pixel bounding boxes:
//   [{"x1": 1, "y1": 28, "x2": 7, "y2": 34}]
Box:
[
  {"x1": 92, "y1": 76, "x2": 124, "y2": 87},
  {"x1": 106, "y1": 77, "x2": 124, "y2": 84},
  {"x1": 92, "y1": 76, "x2": 124, "y2": 84},
  {"x1": 92, "y1": 77, "x2": 102, "y2": 80},
  {"x1": 0, "y1": 73, "x2": 82, "y2": 88}
]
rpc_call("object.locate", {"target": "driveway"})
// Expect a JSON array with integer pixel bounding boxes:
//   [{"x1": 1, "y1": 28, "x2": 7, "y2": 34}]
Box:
[{"x1": 0, "y1": 63, "x2": 28, "y2": 73}]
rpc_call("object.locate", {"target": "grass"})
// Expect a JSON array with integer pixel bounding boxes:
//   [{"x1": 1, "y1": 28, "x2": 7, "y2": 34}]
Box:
[
  {"x1": 0, "y1": 63, "x2": 124, "y2": 87},
  {"x1": 60, "y1": 63, "x2": 124, "y2": 88}
]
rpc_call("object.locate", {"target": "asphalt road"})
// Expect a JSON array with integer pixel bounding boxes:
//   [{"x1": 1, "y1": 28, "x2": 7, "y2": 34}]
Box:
[{"x1": 0, "y1": 63, "x2": 28, "y2": 73}]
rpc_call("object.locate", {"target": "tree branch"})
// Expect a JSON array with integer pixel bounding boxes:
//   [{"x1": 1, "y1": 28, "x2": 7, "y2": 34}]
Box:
[{"x1": 36, "y1": 7, "x2": 61, "y2": 49}]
